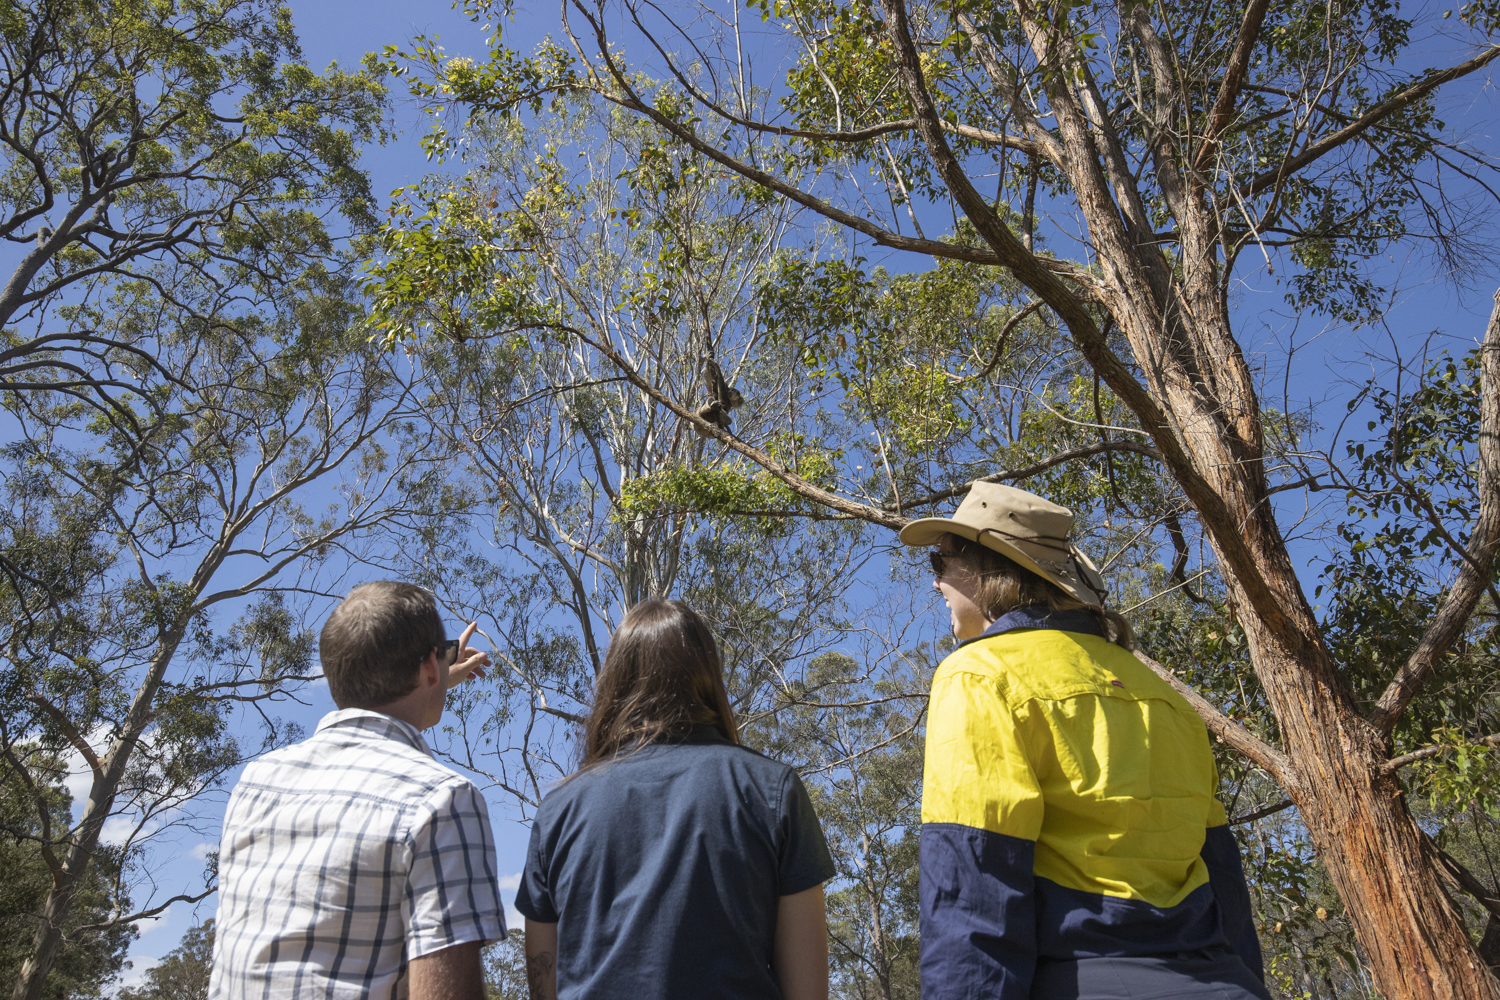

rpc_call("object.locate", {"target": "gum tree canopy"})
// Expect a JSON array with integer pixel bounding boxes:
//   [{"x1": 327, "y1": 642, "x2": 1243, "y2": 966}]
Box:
[
  {"x1": 0, "y1": 2, "x2": 400, "y2": 1000},
  {"x1": 395, "y1": 0, "x2": 1500, "y2": 996}
]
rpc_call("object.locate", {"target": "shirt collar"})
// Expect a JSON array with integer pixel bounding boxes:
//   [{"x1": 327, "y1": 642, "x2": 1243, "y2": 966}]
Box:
[
  {"x1": 679, "y1": 723, "x2": 733, "y2": 746},
  {"x1": 314, "y1": 708, "x2": 433, "y2": 758},
  {"x1": 959, "y1": 604, "x2": 1106, "y2": 648}
]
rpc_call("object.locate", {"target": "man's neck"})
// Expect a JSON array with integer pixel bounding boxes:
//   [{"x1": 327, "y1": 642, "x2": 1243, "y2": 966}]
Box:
[{"x1": 367, "y1": 700, "x2": 430, "y2": 731}]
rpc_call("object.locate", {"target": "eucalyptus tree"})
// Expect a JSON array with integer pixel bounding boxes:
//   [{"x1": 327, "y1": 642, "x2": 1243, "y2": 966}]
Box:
[
  {"x1": 366, "y1": 97, "x2": 892, "y2": 808},
  {"x1": 0, "y1": 5, "x2": 402, "y2": 995},
  {"x1": 0, "y1": 761, "x2": 134, "y2": 1000},
  {"x1": 116, "y1": 920, "x2": 213, "y2": 1000},
  {"x1": 392, "y1": 1, "x2": 1500, "y2": 994},
  {"x1": 1, "y1": 280, "x2": 438, "y2": 1000},
  {"x1": 0, "y1": 0, "x2": 386, "y2": 429}
]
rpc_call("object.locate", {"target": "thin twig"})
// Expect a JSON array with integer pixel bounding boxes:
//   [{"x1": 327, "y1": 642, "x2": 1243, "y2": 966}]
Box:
[
  {"x1": 1230, "y1": 798, "x2": 1294, "y2": 826},
  {"x1": 1385, "y1": 733, "x2": 1500, "y2": 773}
]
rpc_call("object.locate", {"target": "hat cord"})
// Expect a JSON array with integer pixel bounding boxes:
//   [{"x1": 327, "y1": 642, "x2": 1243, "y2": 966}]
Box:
[
  {"x1": 978, "y1": 526, "x2": 1110, "y2": 607},
  {"x1": 1065, "y1": 547, "x2": 1110, "y2": 607},
  {"x1": 976, "y1": 525, "x2": 1072, "y2": 554}
]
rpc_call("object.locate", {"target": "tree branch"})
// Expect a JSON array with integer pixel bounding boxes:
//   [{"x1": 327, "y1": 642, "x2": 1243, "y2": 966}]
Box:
[
  {"x1": 66, "y1": 887, "x2": 216, "y2": 936},
  {"x1": 1193, "y1": 0, "x2": 1272, "y2": 174},
  {"x1": 952, "y1": 299, "x2": 1047, "y2": 383},
  {"x1": 1370, "y1": 289, "x2": 1500, "y2": 733},
  {"x1": 895, "y1": 441, "x2": 1163, "y2": 510},
  {"x1": 547, "y1": 319, "x2": 907, "y2": 529},
  {"x1": 559, "y1": 1, "x2": 1095, "y2": 281},
  {"x1": 1133, "y1": 649, "x2": 1293, "y2": 786},
  {"x1": 1423, "y1": 829, "x2": 1500, "y2": 920},
  {"x1": 1385, "y1": 734, "x2": 1500, "y2": 773},
  {"x1": 1231, "y1": 798, "x2": 1294, "y2": 826},
  {"x1": 1241, "y1": 45, "x2": 1500, "y2": 198},
  {"x1": 25, "y1": 692, "x2": 101, "y2": 776}
]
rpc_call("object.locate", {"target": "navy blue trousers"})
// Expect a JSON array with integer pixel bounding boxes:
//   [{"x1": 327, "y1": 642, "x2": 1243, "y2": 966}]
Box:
[{"x1": 1031, "y1": 950, "x2": 1273, "y2": 1000}]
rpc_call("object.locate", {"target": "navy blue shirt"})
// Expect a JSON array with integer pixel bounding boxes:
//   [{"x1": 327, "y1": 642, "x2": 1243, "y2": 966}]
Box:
[{"x1": 515, "y1": 728, "x2": 835, "y2": 1000}]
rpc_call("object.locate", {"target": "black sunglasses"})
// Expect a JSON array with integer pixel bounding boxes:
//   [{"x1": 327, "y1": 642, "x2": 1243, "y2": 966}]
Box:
[
  {"x1": 928, "y1": 550, "x2": 954, "y2": 579},
  {"x1": 437, "y1": 639, "x2": 460, "y2": 668}
]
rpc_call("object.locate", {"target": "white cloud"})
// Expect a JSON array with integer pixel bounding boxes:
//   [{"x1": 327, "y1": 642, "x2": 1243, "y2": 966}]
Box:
[
  {"x1": 98, "y1": 815, "x2": 155, "y2": 847},
  {"x1": 132, "y1": 913, "x2": 168, "y2": 937},
  {"x1": 114, "y1": 955, "x2": 160, "y2": 994},
  {"x1": 498, "y1": 872, "x2": 522, "y2": 929},
  {"x1": 63, "y1": 765, "x2": 94, "y2": 813},
  {"x1": 188, "y1": 841, "x2": 216, "y2": 861}
]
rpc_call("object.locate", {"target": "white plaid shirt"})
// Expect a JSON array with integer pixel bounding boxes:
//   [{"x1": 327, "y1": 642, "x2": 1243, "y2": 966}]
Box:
[{"x1": 209, "y1": 709, "x2": 507, "y2": 1000}]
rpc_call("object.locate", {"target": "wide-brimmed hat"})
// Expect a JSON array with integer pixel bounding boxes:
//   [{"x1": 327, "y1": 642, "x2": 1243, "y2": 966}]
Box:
[{"x1": 898, "y1": 482, "x2": 1108, "y2": 607}]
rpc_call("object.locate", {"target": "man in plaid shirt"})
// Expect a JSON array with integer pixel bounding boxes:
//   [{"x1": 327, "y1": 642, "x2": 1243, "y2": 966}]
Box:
[{"x1": 209, "y1": 581, "x2": 507, "y2": 1000}]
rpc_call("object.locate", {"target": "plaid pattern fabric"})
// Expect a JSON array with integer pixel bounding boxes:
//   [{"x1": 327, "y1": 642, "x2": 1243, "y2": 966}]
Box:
[{"x1": 209, "y1": 709, "x2": 507, "y2": 1000}]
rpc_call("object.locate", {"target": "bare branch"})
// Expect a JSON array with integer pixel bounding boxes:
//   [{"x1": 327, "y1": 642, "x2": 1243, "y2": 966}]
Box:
[
  {"x1": 1385, "y1": 733, "x2": 1500, "y2": 773},
  {"x1": 1371, "y1": 290, "x2": 1500, "y2": 733},
  {"x1": 1231, "y1": 798, "x2": 1294, "y2": 826},
  {"x1": 560, "y1": 1, "x2": 1095, "y2": 281},
  {"x1": 553, "y1": 319, "x2": 906, "y2": 529},
  {"x1": 25, "y1": 692, "x2": 101, "y2": 776},
  {"x1": 1133, "y1": 649, "x2": 1292, "y2": 786},
  {"x1": 66, "y1": 887, "x2": 216, "y2": 936},
  {"x1": 1193, "y1": 0, "x2": 1273, "y2": 173},
  {"x1": 1423, "y1": 830, "x2": 1500, "y2": 919},
  {"x1": 950, "y1": 299, "x2": 1047, "y2": 384},
  {"x1": 1242, "y1": 45, "x2": 1500, "y2": 198},
  {"x1": 895, "y1": 441, "x2": 1163, "y2": 510}
]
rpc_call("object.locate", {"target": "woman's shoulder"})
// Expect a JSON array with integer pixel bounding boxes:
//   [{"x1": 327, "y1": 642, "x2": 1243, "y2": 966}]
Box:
[
  {"x1": 539, "y1": 738, "x2": 795, "y2": 802},
  {"x1": 938, "y1": 628, "x2": 1192, "y2": 711},
  {"x1": 689, "y1": 737, "x2": 801, "y2": 786}
]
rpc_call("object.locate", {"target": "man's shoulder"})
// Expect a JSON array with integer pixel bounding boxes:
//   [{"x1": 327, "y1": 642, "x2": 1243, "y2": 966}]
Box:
[{"x1": 236, "y1": 714, "x2": 475, "y2": 807}]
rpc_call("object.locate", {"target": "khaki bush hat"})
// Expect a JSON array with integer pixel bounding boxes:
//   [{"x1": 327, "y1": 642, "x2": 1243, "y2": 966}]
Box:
[{"x1": 899, "y1": 482, "x2": 1108, "y2": 607}]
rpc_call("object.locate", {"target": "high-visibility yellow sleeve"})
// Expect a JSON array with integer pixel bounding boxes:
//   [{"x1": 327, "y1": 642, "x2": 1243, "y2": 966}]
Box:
[{"x1": 922, "y1": 665, "x2": 1043, "y2": 841}]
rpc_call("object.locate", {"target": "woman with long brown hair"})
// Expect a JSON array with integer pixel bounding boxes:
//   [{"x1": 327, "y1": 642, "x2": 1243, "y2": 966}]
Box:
[{"x1": 514, "y1": 599, "x2": 834, "y2": 1000}]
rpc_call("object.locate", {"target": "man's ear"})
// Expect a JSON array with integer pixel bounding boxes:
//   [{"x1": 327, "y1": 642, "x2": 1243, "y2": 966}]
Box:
[{"x1": 417, "y1": 649, "x2": 441, "y2": 688}]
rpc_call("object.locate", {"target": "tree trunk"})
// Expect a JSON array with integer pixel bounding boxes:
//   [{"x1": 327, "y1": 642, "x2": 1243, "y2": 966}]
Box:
[
  {"x1": 1479, "y1": 915, "x2": 1500, "y2": 975},
  {"x1": 12, "y1": 629, "x2": 185, "y2": 1000},
  {"x1": 1244, "y1": 616, "x2": 1494, "y2": 998},
  {"x1": 867, "y1": 1, "x2": 1500, "y2": 995}
]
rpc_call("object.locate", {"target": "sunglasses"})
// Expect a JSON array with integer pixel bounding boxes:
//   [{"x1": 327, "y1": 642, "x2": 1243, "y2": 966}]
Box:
[
  {"x1": 437, "y1": 639, "x2": 461, "y2": 668},
  {"x1": 929, "y1": 550, "x2": 959, "y2": 579}
]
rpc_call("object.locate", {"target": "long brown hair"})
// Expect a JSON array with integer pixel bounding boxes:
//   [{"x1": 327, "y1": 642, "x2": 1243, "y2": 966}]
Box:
[
  {"x1": 577, "y1": 599, "x2": 740, "y2": 771},
  {"x1": 940, "y1": 533, "x2": 1136, "y2": 650}
]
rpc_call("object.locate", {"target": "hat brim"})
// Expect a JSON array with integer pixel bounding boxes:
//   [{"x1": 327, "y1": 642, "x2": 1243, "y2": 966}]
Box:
[
  {"x1": 899, "y1": 517, "x2": 1107, "y2": 608},
  {"x1": 898, "y1": 517, "x2": 976, "y2": 548}
]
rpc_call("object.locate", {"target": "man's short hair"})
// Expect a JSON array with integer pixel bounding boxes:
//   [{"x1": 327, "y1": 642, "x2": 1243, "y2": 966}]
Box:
[{"x1": 321, "y1": 581, "x2": 444, "y2": 709}]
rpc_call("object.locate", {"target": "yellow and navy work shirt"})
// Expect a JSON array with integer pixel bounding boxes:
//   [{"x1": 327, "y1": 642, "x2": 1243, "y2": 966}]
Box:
[{"x1": 920, "y1": 607, "x2": 1263, "y2": 999}]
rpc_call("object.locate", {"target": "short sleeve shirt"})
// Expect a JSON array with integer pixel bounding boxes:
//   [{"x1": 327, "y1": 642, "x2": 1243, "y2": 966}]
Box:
[
  {"x1": 209, "y1": 710, "x2": 507, "y2": 1000},
  {"x1": 515, "y1": 728, "x2": 835, "y2": 1000}
]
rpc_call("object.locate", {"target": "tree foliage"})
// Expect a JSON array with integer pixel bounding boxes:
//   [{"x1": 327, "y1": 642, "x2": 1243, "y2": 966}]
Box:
[
  {"x1": 0, "y1": 3, "x2": 412, "y2": 997},
  {"x1": 117, "y1": 920, "x2": 213, "y2": 1000},
  {"x1": 380, "y1": 0, "x2": 1500, "y2": 995}
]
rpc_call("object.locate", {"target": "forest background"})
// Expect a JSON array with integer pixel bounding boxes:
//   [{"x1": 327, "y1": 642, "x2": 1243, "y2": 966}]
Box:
[{"x1": 5, "y1": 0, "x2": 1500, "y2": 999}]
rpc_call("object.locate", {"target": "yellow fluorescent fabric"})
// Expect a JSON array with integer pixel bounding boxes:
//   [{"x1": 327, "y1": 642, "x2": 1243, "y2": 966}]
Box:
[{"x1": 922, "y1": 629, "x2": 1218, "y2": 908}]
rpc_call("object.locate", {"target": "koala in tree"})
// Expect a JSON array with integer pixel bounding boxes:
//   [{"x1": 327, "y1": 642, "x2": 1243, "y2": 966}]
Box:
[{"x1": 693, "y1": 353, "x2": 743, "y2": 435}]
